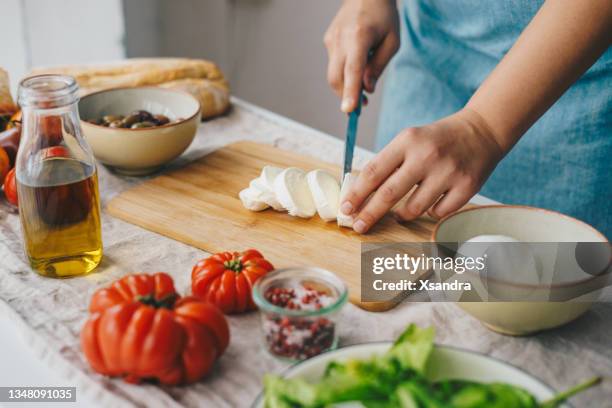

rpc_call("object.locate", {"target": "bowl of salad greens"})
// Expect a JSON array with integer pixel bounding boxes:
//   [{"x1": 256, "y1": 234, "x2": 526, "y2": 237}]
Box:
[{"x1": 254, "y1": 325, "x2": 600, "y2": 408}]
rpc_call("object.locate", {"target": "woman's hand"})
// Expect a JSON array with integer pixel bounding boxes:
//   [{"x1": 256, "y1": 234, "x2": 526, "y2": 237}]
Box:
[
  {"x1": 324, "y1": 0, "x2": 399, "y2": 113},
  {"x1": 340, "y1": 108, "x2": 506, "y2": 234}
]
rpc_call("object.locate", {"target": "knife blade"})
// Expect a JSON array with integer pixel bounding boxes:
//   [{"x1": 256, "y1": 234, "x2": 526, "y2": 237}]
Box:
[{"x1": 342, "y1": 93, "x2": 364, "y2": 182}]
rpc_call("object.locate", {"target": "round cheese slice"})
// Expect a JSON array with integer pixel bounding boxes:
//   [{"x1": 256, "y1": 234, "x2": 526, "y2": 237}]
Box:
[
  {"x1": 239, "y1": 187, "x2": 269, "y2": 212},
  {"x1": 250, "y1": 179, "x2": 284, "y2": 211},
  {"x1": 337, "y1": 173, "x2": 355, "y2": 228},
  {"x1": 306, "y1": 170, "x2": 340, "y2": 222},
  {"x1": 252, "y1": 166, "x2": 284, "y2": 211},
  {"x1": 273, "y1": 167, "x2": 316, "y2": 218}
]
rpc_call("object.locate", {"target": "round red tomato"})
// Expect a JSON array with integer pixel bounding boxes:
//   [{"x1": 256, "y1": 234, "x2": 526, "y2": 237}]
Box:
[
  {"x1": 0, "y1": 147, "x2": 8, "y2": 186},
  {"x1": 192, "y1": 249, "x2": 274, "y2": 314},
  {"x1": 81, "y1": 273, "x2": 229, "y2": 385},
  {"x1": 3, "y1": 167, "x2": 17, "y2": 206}
]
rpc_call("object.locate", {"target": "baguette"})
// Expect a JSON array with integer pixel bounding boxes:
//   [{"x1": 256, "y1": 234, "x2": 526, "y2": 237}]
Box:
[
  {"x1": 0, "y1": 68, "x2": 17, "y2": 115},
  {"x1": 159, "y1": 78, "x2": 230, "y2": 119},
  {"x1": 31, "y1": 58, "x2": 230, "y2": 119}
]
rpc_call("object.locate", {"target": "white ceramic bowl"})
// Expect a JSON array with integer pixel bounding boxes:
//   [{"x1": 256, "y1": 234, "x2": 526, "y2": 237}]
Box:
[
  {"x1": 432, "y1": 205, "x2": 610, "y2": 335},
  {"x1": 79, "y1": 87, "x2": 201, "y2": 175},
  {"x1": 252, "y1": 342, "x2": 568, "y2": 407}
]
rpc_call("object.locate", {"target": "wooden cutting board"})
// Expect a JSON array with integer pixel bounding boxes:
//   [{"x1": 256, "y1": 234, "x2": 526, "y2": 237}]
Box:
[{"x1": 107, "y1": 141, "x2": 439, "y2": 311}]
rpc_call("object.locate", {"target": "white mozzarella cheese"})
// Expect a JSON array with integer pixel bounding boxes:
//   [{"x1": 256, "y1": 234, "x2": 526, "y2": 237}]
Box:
[
  {"x1": 273, "y1": 167, "x2": 317, "y2": 218},
  {"x1": 337, "y1": 173, "x2": 355, "y2": 228},
  {"x1": 252, "y1": 166, "x2": 285, "y2": 210},
  {"x1": 306, "y1": 170, "x2": 340, "y2": 222},
  {"x1": 239, "y1": 187, "x2": 269, "y2": 211}
]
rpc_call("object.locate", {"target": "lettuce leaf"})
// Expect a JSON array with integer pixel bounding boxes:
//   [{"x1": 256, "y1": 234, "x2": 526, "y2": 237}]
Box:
[
  {"x1": 261, "y1": 324, "x2": 594, "y2": 408},
  {"x1": 388, "y1": 324, "x2": 435, "y2": 375},
  {"x1": 263, "y1": 324, "x2": 434, "y2": 407}
]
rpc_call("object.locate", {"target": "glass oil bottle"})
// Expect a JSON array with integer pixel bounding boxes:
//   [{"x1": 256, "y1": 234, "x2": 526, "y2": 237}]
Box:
[{"x1": 16, "y1": 75, "x2": 102, "y2": 277}]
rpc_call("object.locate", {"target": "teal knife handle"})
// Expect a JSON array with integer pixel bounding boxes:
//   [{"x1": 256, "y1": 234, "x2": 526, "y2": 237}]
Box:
[{"x1": 353, "y1": 93, "x2": 364, "y2": 116}]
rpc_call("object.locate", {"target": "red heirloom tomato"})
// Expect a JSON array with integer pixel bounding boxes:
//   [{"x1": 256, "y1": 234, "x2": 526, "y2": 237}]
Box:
[
  {"x1": 192, "y1": 249, "x2": 274, "y2": 314},
  {"x1": 81, "y1": 273, "x2": 229, "y2": 385},
  {"x1": 3, "y1": 167, "x2": 17, "y2": 207}
]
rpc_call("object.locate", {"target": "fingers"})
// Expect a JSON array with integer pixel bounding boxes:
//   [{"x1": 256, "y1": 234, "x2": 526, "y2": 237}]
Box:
[
  {"x1": 394, "y1": 176, "x2": 449, "y2": 221},
  {"x1": 341, "y1": 43, "x2": 369, "y2": 112},
  {"x1": 340, "y1": 137, "x2": 407, "y2": 216},
  {"x1": 431, "y1": 187, "x2": 474, "y2": 218},
  {"x1": 363, "y1": 34, "x2": 400, "y2": 93},
  {"x1": 327, "y1": 52, "x2": 345, "y2": 98},
  {"x1": 352, "y1": 163, "x2": 421, "y2": 234}
]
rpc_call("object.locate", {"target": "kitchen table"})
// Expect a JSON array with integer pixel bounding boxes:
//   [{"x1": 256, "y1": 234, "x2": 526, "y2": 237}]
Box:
[{"x1": 0, "y1": 98, "x2": 610, "y2": 408}]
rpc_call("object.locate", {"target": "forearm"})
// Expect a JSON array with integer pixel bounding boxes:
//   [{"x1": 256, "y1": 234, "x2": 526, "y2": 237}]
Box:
[{"x1": 467, "y1": 0, "x2": 612, "y2": 152}]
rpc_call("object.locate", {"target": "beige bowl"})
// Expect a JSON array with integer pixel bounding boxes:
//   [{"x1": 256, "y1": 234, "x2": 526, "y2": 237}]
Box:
[
  {"x1": 432, "y1": 205, "x2": 610, "y2": 336},
  {"x1": 79, "y1": 87, "x2": 201, "y2": 175}
]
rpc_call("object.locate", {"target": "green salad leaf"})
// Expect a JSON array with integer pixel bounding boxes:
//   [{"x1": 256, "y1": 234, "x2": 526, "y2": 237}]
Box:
[
  {"x1": 388, "y1": 324, "x2": 435, "y2": 374},
  {"x1": 262, "y1": 324, "x2": 599, "y2": 408}
]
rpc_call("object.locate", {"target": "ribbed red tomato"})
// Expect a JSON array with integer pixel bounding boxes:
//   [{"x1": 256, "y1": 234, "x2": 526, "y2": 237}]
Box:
[
  {"x1": 191, "y1": 249, "x2": 274, "y2": 314},
  {"x1": 3, "y1": 167, "x2": 17, "y2": 206},
  {"x1": 81, "y1": 273, "x2": 229, "y2": 385}
]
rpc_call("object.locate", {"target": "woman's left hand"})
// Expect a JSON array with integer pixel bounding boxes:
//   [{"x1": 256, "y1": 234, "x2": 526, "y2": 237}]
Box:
[{"x1": 340, "y1": 108, "x2": 506, "y2": 233}]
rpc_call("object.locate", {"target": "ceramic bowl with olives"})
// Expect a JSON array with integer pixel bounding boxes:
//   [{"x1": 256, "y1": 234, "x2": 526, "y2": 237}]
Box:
[
  {"x1": 89, "y1": 110, "x2": 182, "y2": 129},
  {"x1": 79, "y1": 87, "x2": 201, "y2": 175}
]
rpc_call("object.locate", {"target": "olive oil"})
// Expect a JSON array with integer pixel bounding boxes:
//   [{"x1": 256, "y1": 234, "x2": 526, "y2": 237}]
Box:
[{"x1": 18, "y1": 157, "x2": 102, "y2": 277}]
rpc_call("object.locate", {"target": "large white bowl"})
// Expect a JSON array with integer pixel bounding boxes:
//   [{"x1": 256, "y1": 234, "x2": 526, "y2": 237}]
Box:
[
  {"x1": 79, "y1": 87, "x2": 201, "y2": 175},
  {"x1": 252, "y1": 342, "x2": 569, "y2": 407},
  {"x1": 432, "y1": 205, "x2": 610, "y2": 335}
]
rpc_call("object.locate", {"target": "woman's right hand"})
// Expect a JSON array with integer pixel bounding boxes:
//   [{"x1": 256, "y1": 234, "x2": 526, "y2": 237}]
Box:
[{"x1": 324, "y1": 0, "x2": 400, "y2": 113}]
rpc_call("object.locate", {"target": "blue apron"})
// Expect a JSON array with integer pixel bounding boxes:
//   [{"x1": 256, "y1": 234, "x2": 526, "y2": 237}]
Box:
[{"x1": 377, "y1": 0, "x2": 612, "y2": 239}]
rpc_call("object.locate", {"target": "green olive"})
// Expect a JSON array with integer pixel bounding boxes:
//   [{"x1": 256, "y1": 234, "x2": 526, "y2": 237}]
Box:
[
  {"x1": 122, "y1": 114, "x2": 141, "y2": 127},
  {"x1": 131, "y1": 121, "x2": 156, "y2": 129},
  {"x1": 102, "y1": 115, "x2": 123, "y2": 124}
]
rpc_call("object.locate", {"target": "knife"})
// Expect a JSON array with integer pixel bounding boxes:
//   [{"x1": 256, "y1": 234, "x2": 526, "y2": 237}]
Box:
[{"x1": 342, "y1": 93, "x2": 364, "y2": 182}]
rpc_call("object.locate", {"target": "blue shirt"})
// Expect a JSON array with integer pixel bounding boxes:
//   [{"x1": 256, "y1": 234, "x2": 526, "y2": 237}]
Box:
[{"x1": 377, "y1": 0, "x2": 611, "y2": 239}]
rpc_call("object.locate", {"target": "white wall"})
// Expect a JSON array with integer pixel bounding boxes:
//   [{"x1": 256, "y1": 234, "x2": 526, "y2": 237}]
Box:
[
  {"x1": 124, "y1": 0, "x2": 385, "y2": 150},
  {"x1": 0, "y1": 0, "x2": 125, "y2": 92},
  {"x1": 5, "y1": 1, "x2": 386, "y2": 149}
]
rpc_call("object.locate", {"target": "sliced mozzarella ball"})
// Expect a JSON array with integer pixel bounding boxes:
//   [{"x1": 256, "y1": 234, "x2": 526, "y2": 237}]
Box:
[
  {"x1": 252, "y1": 166, "x2": 285, "y2": 211},
  {"x1": 260, "y1": 166, "x2": 283, "y2": 189},
  {"x1": 306, "y1": 170, "x2": 340, "y2": 222},
  {"x1": 273, "y1": 167, "x2": 317, "y2": 218},
  {"x1": 337, "y1": 173, "x2": 355, "y2": 228},
  {"x1": 250, "y1": 178, "x2": 284, "y2": 211},
  {"x1": 239, "y1": 187, "x2": 269, "y2": 211},
  {"x1": 458, "y1": 235, "x2": 542, "y2": 287}
]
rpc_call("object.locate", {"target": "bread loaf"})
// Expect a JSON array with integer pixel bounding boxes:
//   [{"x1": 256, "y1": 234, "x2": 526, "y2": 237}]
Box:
[
  {"x1": 159, "y1": 78, "x2": 230, "y2": 120},
  {"x1": 31, "y1": 58, "x2": 230, "y2": 119},
  {"x1": 0, "y1": 68, "x2": 17, "y2": 115}
]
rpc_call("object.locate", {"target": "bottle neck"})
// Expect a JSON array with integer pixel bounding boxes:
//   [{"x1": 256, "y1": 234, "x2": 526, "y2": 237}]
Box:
[
  {"x1": 15, "y1": 74, "x2": 95, "y2": 177},
  {"x1": 21, "y1": 100, "x2": 79, "y2": 118},
  {"x1": 18, "y1": 75, "x2": 79, "y2": 110}
]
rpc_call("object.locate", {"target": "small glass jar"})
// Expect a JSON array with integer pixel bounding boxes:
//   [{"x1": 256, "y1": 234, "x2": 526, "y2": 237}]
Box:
[
  {"x1": 16, "y1": 75, "x2": 103, "y2": 277},
  {"x1": 253, "y1": 267, "x2": 348, "y2": 361}
]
